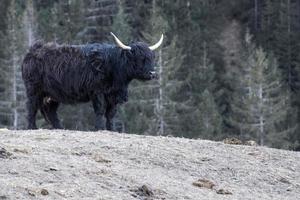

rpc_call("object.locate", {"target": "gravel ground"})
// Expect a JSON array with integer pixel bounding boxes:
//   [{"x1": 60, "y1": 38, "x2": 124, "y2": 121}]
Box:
[{"x1": 0, "y1": 129, "x2": 299, "y2": 200}]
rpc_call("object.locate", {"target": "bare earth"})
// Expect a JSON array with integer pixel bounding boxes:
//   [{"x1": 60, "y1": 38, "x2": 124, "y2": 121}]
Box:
[{"x1": 0, "y1": 129, "x2": 299, "y2": 200}]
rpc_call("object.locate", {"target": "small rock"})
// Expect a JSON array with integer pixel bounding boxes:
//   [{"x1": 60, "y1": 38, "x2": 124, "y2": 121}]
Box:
[
  {"x1": 44, "y1": 167, "x2": 58, "y2": 172},
  {"x1": 131, "y1": 193, "x2": 138, "y2": 198},
  {"x1": 223, "y1": 138, "x2": 243, "y2": 145},
  {"x1": 201, "y1": 157, "x2": 212, "y2": 162},
  {"x1": 192, "y1": 179, "x2": 215, "y2": 189},
  {"x1": 72, "y1": 151, "x2": 89, "y2": 156},
  {"x1": 131, "y1": 185, "x2": 154, "y2": 198},
  {"x1": 139, "y1": 185, "x2": 153, "y2": 196},
  {"x1": 13, "y1": 148, "x2": 29, "y2": 154},
  {"x1": 244, "y1": 140, "x2": 257, "y2": 146},
  {"x1": 41, "y1": 189, "x2": 49, "y2": 195},
  {"x1": 0, "y1": 147, "x2": 12, "y2": 159},
  {"x1": 8, "y1": 170, "x2": 18, "y2": 175},
  {"x1": 35, "y1": 136, "x2": 51, "y2": 141},
  {"x1": 95, "y1": 169, "x2": 109, "y2": 175},
  {"x1": 27, "y1": 189, "x2": 36, "y2": 196},
  {"x1": 248, "y1": 152, "x2": 258, "y2": 156},
  {"x1": 93, "y1": 154, "x2": 111, "y2": 163},
  {"x1": 0, "y1": 195, "x2": 8, "y2": 199},
  {"x1": 279, "y1": 177, "x2": 290, "y2": 184},
  {"x1": 216, "y1": 189, "x2": 232, "y2": 195}
]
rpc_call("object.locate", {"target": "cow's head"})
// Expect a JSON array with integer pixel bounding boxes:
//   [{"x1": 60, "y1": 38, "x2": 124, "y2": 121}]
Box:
[{"x1": 111, "y1": 32, "x2": 163, "y2": 81}]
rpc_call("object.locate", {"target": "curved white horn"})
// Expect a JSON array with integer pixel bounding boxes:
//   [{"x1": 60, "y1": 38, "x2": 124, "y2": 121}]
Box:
[
  {"x1": 149, "y1": 34, "x2": 164, "y2": 51},
  {"x1": 110, "y1": 32, "x2": 131, "y2": 50}
]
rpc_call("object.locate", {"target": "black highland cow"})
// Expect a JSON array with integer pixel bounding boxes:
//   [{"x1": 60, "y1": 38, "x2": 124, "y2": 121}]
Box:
[{"x1": 22, "y1": 33, "x2": 163, "y2": 130}]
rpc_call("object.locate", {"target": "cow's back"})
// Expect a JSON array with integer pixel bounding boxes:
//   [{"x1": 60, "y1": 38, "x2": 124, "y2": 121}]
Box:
[{"x1": 22, "y1": 42, "x2": 94, "y2": 103}]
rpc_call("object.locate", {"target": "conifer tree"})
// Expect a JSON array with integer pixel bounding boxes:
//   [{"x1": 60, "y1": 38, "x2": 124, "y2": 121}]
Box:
[
  {"x1": 111, "y1": 0, "x2": 131, "y2": 42},
  {"x1": 0, "y1": 1, "x2": 11, "y2": 127},
  {"x1": 229, "y1": 32, "x2": 295, "y2": 148},
  {"x1": 176, "y1": 41, "x2": 222, "y2": 139},
  {"x1": 4, "y1": 0, "x2": 28, "y2": 129}
]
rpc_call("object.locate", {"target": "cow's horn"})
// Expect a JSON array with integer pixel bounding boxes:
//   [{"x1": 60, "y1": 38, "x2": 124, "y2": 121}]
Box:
[
  {"x1": 110, "y1": 32, "x2": 131, "y2": 50},
  {"x1": 149, "y1": 34, "x2": 164, "y2": 51}
]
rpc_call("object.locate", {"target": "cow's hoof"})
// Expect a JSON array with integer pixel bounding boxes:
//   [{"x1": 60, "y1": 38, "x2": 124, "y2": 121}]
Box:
[
  {"x1": 27, "y1": 126, "x2": 37, "y2": 130},
  {"x1": 94, "y1": 127, "x2": 105, "y2": 131},
  {"x1": 52, "y1": 124, "x2": 63, "y2": 129}
]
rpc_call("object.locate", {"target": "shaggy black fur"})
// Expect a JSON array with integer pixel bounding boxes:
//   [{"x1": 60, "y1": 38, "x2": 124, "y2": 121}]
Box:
[{"x1": 22, "y1": 41, "x2": 157, "y2": 130}]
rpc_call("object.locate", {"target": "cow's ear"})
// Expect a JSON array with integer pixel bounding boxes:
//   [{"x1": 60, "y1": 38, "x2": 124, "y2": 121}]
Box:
[{"x1": 89, "y1": 50, "x2": 105, "y2": 72}]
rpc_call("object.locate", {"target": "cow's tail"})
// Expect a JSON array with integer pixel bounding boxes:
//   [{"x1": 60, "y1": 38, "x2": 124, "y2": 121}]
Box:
[{"x1": 22, "y1": 41, "x2": 44, "y2": 81}]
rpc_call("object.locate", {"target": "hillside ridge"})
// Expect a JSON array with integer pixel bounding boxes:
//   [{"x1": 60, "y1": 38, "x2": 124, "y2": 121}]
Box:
[{"x1": 0, "y1": 129, "x2": 299, "y2": 199}]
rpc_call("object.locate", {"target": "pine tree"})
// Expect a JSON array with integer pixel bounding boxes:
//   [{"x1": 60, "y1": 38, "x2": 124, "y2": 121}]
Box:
[
  {"x1": 53, "y1": 0, "x2": 86, "y2": 43},
  {"x1": 111, "y1": 0, "x2": 131, "y2": 42},
  {"x1": 35, "y1": 0, "x2": 57, "y2": 42},
  {"x1": 229, "y1": 32, "x2": 295, "y2": 148},
  {"x1": 141, "y1": 0, "x2": 170, "y2": 135},
  {"x1": 4, "y1": 0, "x2": 28, "y2": 129},
  {"x1": 274, "y1": 0, "x2": 300, "y2": 91},
  {"x1": 0, "y1": 1, "x2": 11, "y2": 127},
  {"x1": 197, "y1": 89, "x2": 223, "y2": 139},
  {"x1": 82, "y1": 0, "x2": 117, "y2": 42},
  {"x1": 177, "y1": 42, "x2": 222, "y2": 138},
  {"x1": 257, "y1": 0, "x2": 300, "y2": 149}
]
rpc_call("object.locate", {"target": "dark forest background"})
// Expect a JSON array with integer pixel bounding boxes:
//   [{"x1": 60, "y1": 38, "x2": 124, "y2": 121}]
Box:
[{"x1": 0, "y1": 0, "x2": 300, "y2": 150}]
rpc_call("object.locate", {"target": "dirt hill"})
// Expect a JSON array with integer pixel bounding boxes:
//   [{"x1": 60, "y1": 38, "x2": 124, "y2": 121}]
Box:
[{"x1": 0, "y1": 129, "x2": 299, "y2": 200}]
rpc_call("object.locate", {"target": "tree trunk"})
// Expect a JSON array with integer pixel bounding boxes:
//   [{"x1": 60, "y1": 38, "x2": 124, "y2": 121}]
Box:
[
  {"x1": 258, "y1": 84, "x2": 264, "y2": 145},
  {"x1": 158, "y1": 49, "x2": 164, "y2": 136}
]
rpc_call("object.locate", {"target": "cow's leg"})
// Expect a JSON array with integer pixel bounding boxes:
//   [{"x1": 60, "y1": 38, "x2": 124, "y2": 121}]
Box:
[
  {"x1": 41, "y1": 99, "x2": 62, "y2": 129},
  {"x1": 26, "y1": 90, "x2": 41, "y2": 130},
  {"x1": 92, "y1": 94, "x2": 106, "y2": 130},
  {"x1": 26, "y1": 97, "x2": 38, "y2": 129},
  {"x1": 105, "y1": 103, "x2": 117, "y2": 131}
]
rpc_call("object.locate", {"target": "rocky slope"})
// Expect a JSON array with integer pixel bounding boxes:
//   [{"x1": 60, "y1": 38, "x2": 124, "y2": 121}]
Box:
[{"x1": 0, "y1": 129, "x2": 299, "y2": 199}]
